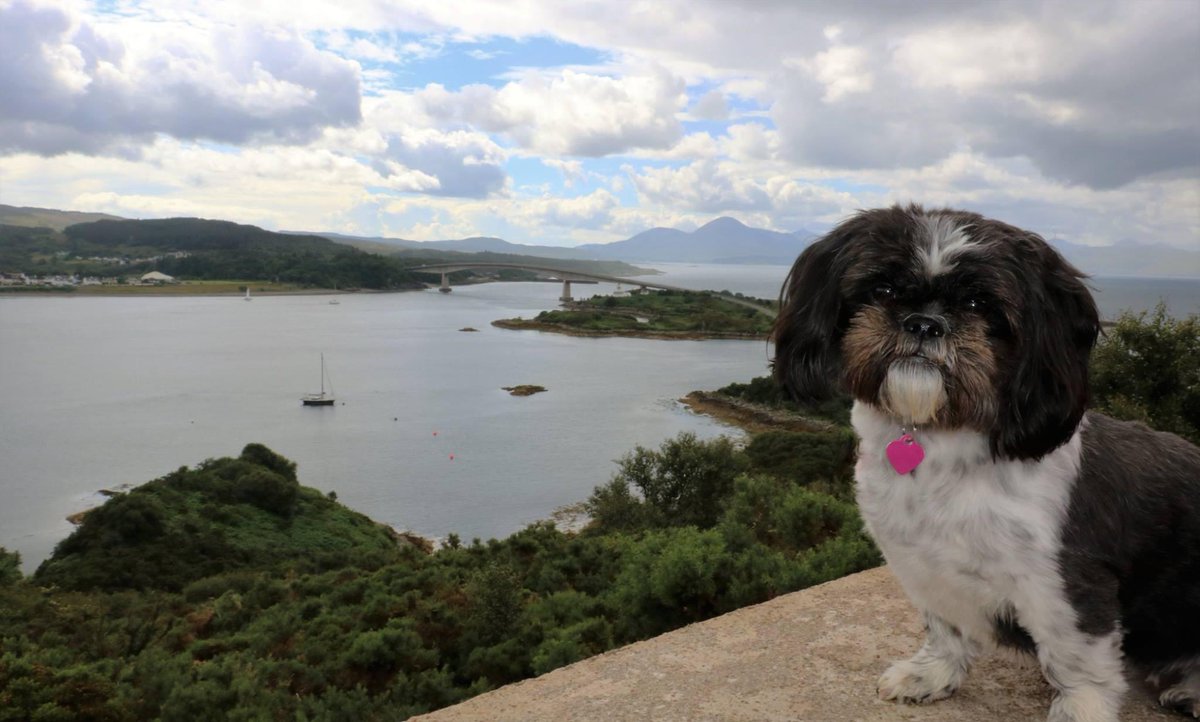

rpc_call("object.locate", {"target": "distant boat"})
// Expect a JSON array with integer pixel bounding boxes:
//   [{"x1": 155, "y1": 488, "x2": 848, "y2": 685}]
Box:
[
  {"x1": 302, "y1": 354, "x2": 335, "y2": 406},
  {"x1": 244, "y1": 288, "x2": 252, "y2": 301},
  {"x1": 328, "y1": 298, "x2": 340, "y2": 305}
]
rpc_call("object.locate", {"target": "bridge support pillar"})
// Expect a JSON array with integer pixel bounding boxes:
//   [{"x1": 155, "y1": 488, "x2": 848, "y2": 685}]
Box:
[
  {"x1": 439, "y1": 273, "x2": 452, "y2": 293},
  {"x1": 560, "y1": 280, "x2": 572, "y2": 302}
]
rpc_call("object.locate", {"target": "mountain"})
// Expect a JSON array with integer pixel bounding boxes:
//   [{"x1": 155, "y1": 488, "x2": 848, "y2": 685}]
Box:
[
  {"x1": 287, "y1": 231, "x2": 595, "y2": 261},
  {"x1": 576, "y1": 217, "x2": 816, "y2": 264},
  {"x1": 299, "y1": 217, "x2": 816, "y2": 265},
  {"x1": 0, "y1": 204, "x2": 125, "y2": 231},
  {"x1": 66, "y1": 217, "x2": 346, "y2": 254},
  {"x1": 1050, "y1": 239, "x2": 1200, "y2": 279},
  {"x1": 5, "y1": 205, "x2": 1195, "y2": 277}
]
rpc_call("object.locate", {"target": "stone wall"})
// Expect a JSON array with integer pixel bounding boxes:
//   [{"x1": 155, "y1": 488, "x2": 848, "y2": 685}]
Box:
[{"x1": 412, "y1": 566, "x2": 1174, "y2": 722}]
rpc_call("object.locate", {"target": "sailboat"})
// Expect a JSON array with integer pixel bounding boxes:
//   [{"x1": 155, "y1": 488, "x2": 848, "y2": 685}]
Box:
[
  {"x1": 244, "y1": 287, "x2": 252, "y2": 301},
  {"x1": 302, "y1": 354, "x2": 336, "y2": 406}
]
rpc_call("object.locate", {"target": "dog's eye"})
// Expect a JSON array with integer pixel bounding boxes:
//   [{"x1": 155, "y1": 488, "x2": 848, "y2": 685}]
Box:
[
  {"x1": 963, "y1": 297, "x2": 985, "y2": 312},
  {"x1": 872, "y1": 284, "x2": 897, "y2": 303}
]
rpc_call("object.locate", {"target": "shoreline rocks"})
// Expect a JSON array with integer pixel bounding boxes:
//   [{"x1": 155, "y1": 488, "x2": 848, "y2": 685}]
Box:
[{"x1": 503, "y1": 385, "x2": 547, "y2": 397}]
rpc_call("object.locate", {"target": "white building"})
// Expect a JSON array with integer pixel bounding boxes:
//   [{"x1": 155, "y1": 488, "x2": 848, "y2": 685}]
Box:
[{"x1": 140, "y1": 271, "x2": 177, "y2": 284}]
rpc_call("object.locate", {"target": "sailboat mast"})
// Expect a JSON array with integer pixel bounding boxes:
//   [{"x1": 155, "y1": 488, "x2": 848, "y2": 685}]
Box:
[{"x1": 320, "y1": 353, "x2": 325, "y2": 395}]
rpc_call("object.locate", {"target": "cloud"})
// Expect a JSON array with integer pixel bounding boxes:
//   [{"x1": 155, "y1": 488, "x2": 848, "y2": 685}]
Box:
[
  {"x1": 360, "y1": 91, "x2": 508, "y2": 198},
  {"x1": 0, "y1": 0, "x2": 1195, "y2": 250},
  {"x1": 377, "y1": 128, "x2": 507, "y2": 198},
  {"x1": 516, "y1": 188, "x2": 621, "y2": 229},
  {"x1": 689, "y1": 90, "x2": 729, "y2": 121},
  {"x1": 766, "y1": 2, "x2": 1200, "y2": 189},
  {"x1": 418, "y1": 66, "x2": 687, "y2": 156},
  {"x1": 541, "y1": 158, "x2": 585, "y2": 187},
  {"x1": 628, "y1": 158, "x2": 852, "y2": 226},
  {"x1": 0, "y1": 0, "x2": 362, "y2": 156},
  {"x1": 802, "y1": 39, "x2": 873, "y2": 102}
]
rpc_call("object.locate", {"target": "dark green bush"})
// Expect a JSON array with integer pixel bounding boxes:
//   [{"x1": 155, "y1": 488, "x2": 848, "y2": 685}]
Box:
[
  {"x1": 744, "y1": 429, "x2": 857, "y2": 497},
  {"x1": 1090, "y1": 304, "x2": 1199, "y2": 444}
]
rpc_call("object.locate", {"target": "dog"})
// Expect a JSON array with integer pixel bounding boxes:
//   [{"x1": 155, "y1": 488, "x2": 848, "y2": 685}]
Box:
[{"x1": 770, "y1": 204, "x2": 1200, "y2": 722}]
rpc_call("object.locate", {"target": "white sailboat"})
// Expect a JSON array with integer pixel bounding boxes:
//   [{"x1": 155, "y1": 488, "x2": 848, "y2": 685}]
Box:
[
  {"x1": 244, "y1": 287, "x2": 252, "y2": 301},
  {"x1": 302, "y1": 354, "x2": 336, "y2": 406}
]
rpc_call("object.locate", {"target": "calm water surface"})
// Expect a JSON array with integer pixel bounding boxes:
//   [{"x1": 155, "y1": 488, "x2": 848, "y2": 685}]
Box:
[
  {"x1": 649, "y1": 263, "x2": 1200, "y2": 320},
  {"x1": 1, "y1": 265, "x2": 1196, "y2": 571},
  {"x1": 1, "y1": 279, "x2": 773, "y2": 571}
]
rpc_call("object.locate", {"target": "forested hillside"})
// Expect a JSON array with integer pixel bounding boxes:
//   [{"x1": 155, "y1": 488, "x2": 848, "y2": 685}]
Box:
[{"x1": 1, "y1": 217, "x2": 652, "y2": 291}]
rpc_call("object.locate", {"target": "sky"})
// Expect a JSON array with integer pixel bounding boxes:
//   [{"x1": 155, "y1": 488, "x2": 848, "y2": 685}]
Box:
[{"x1": 1, "y1": 0, "x2": 1198, "y2": 250}]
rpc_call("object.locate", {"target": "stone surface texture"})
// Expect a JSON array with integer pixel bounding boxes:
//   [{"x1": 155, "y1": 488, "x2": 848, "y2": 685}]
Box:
[{"x1": 412, "y1": 566, "x2": 1175, "y2": 722}]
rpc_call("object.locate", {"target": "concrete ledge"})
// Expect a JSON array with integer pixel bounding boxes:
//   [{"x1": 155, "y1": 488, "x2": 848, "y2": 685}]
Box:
[{"x1": 412, "y1": 566, "x2": 1174, "y2": 722}]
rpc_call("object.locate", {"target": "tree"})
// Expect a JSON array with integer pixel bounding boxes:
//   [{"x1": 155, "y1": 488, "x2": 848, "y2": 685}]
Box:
[
  {"x1": 591, "y1": 433, "x2": 748, "y2": 531},
  {"x1": 0, "y1": 546, "x2": 21, "y2": 585},
  {"x1": 583, "y1": 478, "x2": 653, "y2": 533}
]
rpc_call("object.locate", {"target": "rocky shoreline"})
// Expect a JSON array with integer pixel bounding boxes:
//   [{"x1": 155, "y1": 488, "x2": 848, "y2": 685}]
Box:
[{"x1": 679, "y1": 391, "x2": 836, "y2": 433}]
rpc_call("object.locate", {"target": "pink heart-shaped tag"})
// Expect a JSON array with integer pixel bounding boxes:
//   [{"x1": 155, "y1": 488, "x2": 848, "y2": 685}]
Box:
[{"x1": 886, "y1": 434, "x2": 925, "y2": 475}]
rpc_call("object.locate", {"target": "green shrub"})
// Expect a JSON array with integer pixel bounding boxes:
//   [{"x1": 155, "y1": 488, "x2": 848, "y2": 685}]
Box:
[
  {"x1": 593, "y1": 433, "x2": 748, "y2": 531},
  {"x1": 0, "y1": 547, "x2": 22, "y2": 586},
  {"x1": 240, "y1": 443, "x2": 298, "y2": 482},
  {"x1": 744, "y1": 429, "x2": 857, "y2": 497},
  {"x1": 1090, "y1": 303, "x2": 1199, "y2": 444}
]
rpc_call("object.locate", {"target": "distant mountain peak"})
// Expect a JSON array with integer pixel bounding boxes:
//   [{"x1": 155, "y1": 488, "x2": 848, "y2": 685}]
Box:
[{"x1": 697, "y1": 216, "x2": 749, "y2": 231}]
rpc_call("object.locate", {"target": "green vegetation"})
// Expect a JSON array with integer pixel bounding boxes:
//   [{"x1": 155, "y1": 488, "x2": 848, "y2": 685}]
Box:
[
  {"x1": 0, "y1": 203, "x2": 122, "y2": 231},
  {"x1": 1090, "y1": 303, "x2": 1199, "y2": 444},
  {"x1": 35, "y1": 444, "x2": 404, "y2": 593},
  {"x1": 716, "y1": 375, "x2": 853, "y2": 426},
  {"x1": 1, "y1": 217, "x2": 654, "y2": 294},
  {"x1": 0, "y1": 308, "x2": 1190, "y2": 720},
  {"x1": 1, "y1": 419, "x2": 876, "y2": 719},
  {"x1": 496, "y1": 289, "x2": 775, "y2": 338},
  {"x1": 0, "y1": 219, "x2": 425, "y2": 291}
]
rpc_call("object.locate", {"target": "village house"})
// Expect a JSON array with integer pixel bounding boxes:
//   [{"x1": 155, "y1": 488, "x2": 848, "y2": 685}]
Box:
[{"x1": 140, "y1": 271, "x2": 177, "y2": 284}]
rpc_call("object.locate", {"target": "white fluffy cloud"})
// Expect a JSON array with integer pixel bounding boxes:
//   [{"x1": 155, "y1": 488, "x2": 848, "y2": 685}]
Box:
[
  {"x1": 0, "y1": 0, "x2": 363, "y2": 156},
  {"x1": 628, "y1": 158, "x2": 853, "y2": 226},
  {"x1": 417, "y1": 67, "x2": 687, "y2": 157}
]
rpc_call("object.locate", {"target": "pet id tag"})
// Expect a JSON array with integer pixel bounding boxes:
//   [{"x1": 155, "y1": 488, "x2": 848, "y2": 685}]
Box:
[{"x1": 886, "y1": 433, "x2": 925, "y2": 475}]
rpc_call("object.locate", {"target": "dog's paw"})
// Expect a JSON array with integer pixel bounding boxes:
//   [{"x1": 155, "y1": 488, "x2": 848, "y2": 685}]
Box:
[
  {"x1": 1159, "y1": 684, "x2": 1200, "y2": 718},
  {"x1": 1046, "y1": 688, "x2": 1121, "y2": 722},
  {"x1": 877, "y1": 658, "x2": 961, "y2": 704}
]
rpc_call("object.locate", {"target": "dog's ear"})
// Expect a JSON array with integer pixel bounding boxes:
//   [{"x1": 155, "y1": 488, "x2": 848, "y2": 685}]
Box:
[
  {"x1": 991, "y1": 239, "x2": 1100, "y2": 460},
  {"x1": 771, "y1": 229, "x2": 853, "y2": 402}
]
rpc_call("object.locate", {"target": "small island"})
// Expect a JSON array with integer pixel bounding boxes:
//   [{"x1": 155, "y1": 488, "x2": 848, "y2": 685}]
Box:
[
  {"x1": 493, "y1": 289, "x2": 775, "y2": 340},
  {"x1": 503, "y1": 385, "x2": 547, "y2": 396}
]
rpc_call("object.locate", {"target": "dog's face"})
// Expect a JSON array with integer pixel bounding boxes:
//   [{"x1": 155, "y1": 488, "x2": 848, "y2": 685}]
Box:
[{"x1": 772, "y1": 204, "x2": 1101, "y2": 460}]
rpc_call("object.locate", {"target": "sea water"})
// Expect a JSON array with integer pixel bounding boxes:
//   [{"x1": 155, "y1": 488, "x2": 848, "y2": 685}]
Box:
[{"x1": 1, "y1": 265, "x2": 1195, "y2": 571}]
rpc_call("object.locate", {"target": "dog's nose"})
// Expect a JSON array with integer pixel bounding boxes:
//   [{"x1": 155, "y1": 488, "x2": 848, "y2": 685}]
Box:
[{"x1": 902, "y1": 314, "x2": 948, "y2": 340}]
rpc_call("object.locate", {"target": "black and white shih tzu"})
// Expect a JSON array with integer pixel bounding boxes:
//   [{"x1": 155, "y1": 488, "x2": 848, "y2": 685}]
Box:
[{"x1": 771, "y1": 204, "x2": 1200, "y2": 721}]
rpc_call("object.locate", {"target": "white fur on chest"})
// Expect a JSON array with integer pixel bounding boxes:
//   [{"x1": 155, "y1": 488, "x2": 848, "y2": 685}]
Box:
[{"x1": 852, "y1": 402, "x2": 1084, "y2": 643}]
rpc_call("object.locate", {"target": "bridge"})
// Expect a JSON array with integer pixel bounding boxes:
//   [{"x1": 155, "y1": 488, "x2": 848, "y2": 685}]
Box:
[{"x1": 410, "y1": 263, "x2": 776, "y2": 316}]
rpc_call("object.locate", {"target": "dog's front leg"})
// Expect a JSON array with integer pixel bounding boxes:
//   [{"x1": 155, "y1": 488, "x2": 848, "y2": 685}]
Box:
[
  {"x1": 1036, "y1": 628, "x2": 1126, "y2": 722},
  {"x1": 878, "y1": 611, "x2": 980, "y2": 704}
]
